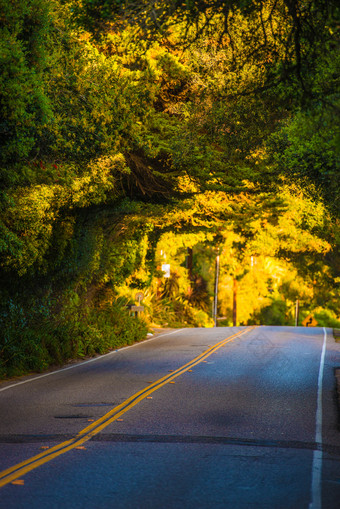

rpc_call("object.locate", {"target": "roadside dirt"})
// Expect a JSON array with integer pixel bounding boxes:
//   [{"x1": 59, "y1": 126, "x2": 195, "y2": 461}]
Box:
[{"x1": 335, "y1": 368, "x2": 340, "y2": 429}]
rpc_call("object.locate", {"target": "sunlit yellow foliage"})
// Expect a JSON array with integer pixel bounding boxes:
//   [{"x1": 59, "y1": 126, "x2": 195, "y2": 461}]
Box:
[{"x1": 1, "y1": 0, "x2": 339, "y2": 377}]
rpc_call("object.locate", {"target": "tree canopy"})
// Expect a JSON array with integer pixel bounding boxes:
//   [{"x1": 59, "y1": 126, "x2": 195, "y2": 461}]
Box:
[{"x1": 0, "y1": 0, "x2": 339, "y2": 376}]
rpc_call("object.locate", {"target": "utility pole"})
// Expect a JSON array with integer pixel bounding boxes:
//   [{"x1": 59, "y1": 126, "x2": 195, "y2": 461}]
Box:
[
  {"x1": 213, "y1": 253, "x2": 220, "y2": 327},
  {"x1": 233, "y1": 278, "x2": 237, "y2": 326}
]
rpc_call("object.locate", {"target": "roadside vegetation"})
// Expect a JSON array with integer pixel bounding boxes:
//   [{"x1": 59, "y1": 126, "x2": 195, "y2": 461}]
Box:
[{"x1": 0, "y1": 0, "x2": 339, "y2": 377}]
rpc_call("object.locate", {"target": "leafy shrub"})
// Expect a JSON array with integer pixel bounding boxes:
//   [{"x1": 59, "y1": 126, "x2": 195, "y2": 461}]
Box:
[
  {"x1": 0, "y1": 296, "x2": 147, "y2": 379},
  {"x1": 313, "y1": 308, "x2": 340, "y2": 328},
  {"x1": 185, "y1": 306, "x2": 214, "y2": 328},
  {"x1": 250, "y1": 299, "x2": 293, "y2": 326}
]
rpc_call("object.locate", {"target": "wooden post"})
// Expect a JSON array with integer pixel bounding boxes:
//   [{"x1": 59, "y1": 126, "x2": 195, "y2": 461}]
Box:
[{"x1": 295, "y1": 299, "x2": 299, "y2": 326}]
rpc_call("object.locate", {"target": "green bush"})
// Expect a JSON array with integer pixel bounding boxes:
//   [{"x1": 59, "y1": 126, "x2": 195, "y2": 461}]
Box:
[
  {"x1": 314, "y1": 308, "x2": 340, "y2": 329},
  {"x1": 185, "y1": 306, "x2": 214, "y2": 328},
  {"x1": 0, "y1": 296, "x2": 148, "y2": 379},
  {"x1": 250, "y1": 299, "x2": 293, "y2": 326}
]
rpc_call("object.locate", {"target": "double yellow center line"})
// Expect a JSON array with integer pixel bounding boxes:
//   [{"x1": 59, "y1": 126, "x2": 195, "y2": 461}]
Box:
[{"x1": 0, "y1": 327, "x2": 253, "y2": 487}]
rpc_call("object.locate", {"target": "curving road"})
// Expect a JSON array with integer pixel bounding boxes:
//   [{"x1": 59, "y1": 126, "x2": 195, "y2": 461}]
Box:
[{"x1": 0, "y1": 326, "x2": 339, "y2": 508}]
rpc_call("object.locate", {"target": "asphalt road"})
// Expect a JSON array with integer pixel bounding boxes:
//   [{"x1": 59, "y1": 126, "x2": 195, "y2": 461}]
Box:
[{"x1": 0, "y1": 326, "x2": 339, "y2": 508}]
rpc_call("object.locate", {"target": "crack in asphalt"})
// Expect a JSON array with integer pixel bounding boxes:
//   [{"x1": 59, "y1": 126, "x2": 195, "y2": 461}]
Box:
[{"x1": 1, "y1": 433, "x2": 339, "y2": 455}]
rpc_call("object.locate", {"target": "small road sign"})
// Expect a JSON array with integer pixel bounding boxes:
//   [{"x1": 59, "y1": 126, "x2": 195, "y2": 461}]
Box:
[
  {"x1": 129, "y1": 305, "x2": 144, "y2": 312},
  {"x1": 302, "y1": 314, "x2": 318, "y2": 327},
  {"x1": 135, "y1": 292, "x2": 144, "y2": 303}
]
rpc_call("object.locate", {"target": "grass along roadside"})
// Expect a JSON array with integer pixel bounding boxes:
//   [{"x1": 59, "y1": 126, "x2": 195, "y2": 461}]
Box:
[{"x1": 333, "y1": 329, "x2": 340, "y2": 342}]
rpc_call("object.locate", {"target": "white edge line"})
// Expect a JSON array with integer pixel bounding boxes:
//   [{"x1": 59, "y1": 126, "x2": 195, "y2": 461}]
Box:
[
  {"x1": 315, "y1": 327, "x2": 327, "y2": 444},
  {"x1": 309, "y1": 326, "x2": 327, "y2": 509},
  {"x1": 0, "y1": 329, "x2": 184, "y2": 393}
]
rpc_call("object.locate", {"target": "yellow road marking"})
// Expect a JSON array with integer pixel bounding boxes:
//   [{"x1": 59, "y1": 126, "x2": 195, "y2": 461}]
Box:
[
  {"x1": 0, "y1": 327, "x2": 253, "y2": 487},
  {"x1": 11, "y1": 479, "x2": 24, "y2": 486}
]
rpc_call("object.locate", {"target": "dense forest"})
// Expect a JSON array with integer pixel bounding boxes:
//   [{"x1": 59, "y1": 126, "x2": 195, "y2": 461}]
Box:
[{"x1": 0, "y1": 0, "x2": 339, "y2": 377}]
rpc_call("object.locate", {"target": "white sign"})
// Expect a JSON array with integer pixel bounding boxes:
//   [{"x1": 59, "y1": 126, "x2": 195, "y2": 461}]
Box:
[{"x1": 162, "y1": 264, "x2": 171, "y2": 278}]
